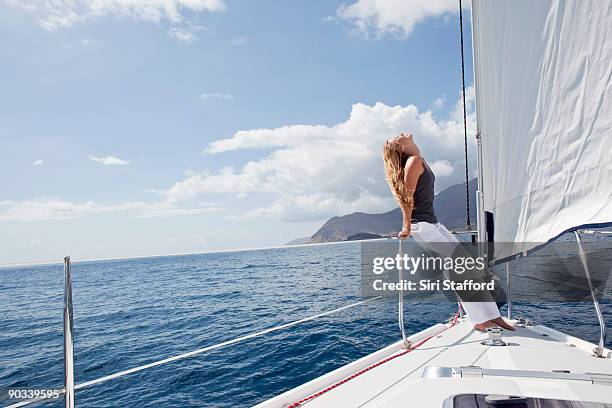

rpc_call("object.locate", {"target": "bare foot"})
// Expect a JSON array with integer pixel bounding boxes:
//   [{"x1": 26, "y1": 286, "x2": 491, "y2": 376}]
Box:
[
  {"x1": 491, "y1": 317, "x2": 516, "y2": 331},
  {"x1": 474, "y1": 318, "x2": 516, "y2": 332},
  {"x1": 474, "y1": 321, "x2": 496, "y2": 332}
]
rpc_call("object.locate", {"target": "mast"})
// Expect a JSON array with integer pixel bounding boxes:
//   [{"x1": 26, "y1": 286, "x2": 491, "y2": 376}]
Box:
[{"x1": 469, "y1": 1, "x2": 487, "y2": 244}]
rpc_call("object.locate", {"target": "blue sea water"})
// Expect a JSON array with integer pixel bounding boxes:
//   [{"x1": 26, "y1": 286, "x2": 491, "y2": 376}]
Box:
[{"x1": 0, "y1": 242, "x2": 610, "y2": 407}]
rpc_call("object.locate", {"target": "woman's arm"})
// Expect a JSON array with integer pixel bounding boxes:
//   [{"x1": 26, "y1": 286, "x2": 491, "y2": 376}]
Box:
[{"x1": 398, "y1": 156, "x2": 423, "y2": 239}]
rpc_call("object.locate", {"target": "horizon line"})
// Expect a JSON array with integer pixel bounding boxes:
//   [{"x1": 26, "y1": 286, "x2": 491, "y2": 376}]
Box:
[{"x1": 0, "y1": 238, "x2": 397, "y2": 269}]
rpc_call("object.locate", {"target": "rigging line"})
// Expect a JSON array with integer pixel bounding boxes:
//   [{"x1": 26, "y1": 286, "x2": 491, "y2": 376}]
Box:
[
  {"x1": 507, "y1": 272, "x2": 612, "y2": 296},
  {"x1": 5, "y1": 297, "x2": 381, "y2": 408},
  {"x1": 288, "y1": 311, "x2": 460, "y2": 408},
  {"x1": 459, "y1": 0, "x2": 471, "y2": 228},
  {"x1": 357, "y1": 318, "x2": 473, "y2": 408}
]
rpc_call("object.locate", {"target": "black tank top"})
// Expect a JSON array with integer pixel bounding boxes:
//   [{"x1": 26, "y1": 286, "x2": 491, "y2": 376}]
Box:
[{"x1": 402, "y1": 157, "x2": 438, "y2": 224}]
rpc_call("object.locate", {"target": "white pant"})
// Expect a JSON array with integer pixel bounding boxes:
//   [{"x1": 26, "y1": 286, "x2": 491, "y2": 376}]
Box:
[{"x1": 410, "y1": 221, "x2": 501, "y2": 324}]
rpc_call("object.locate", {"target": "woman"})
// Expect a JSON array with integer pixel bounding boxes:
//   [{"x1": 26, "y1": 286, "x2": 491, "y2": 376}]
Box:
[{"x1": 383, "y1": 132, "x2": 513, "y2": 331}]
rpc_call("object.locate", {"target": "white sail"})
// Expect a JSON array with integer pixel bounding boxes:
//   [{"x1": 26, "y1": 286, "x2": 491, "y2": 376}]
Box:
[{"x1": 471, "y1": 0, "x2": 612, "y2": 256}]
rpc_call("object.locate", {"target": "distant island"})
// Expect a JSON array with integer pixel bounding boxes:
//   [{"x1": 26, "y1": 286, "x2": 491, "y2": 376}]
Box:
[{"x1": 287, "y1": 179, "x2": 476, "y2": 244}]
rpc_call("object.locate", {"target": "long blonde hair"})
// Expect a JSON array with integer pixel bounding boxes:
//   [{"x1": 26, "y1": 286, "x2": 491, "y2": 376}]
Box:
[{"x1": 383, "y1": 141, "x2": 413, "y2": 208}]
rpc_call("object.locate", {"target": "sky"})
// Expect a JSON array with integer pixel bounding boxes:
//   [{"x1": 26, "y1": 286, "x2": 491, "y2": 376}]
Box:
[{"x1": 0, "y1": 0, "x2": 477, "y2": 265}]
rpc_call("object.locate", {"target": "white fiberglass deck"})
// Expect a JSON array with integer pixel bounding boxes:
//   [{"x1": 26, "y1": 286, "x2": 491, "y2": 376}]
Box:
[{"x1": 255, "y1": 318, "x2": 612, "y2": 407}]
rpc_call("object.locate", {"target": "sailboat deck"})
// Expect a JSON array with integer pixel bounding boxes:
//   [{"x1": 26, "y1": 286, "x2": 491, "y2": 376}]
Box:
[{"x1": 255, "y1": 318, "x2": 612, "y2": 407}]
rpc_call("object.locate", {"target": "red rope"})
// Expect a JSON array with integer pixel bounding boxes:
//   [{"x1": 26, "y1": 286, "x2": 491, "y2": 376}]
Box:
[{"x1": 288, "y1": 313, "x2": 460, "y2": 408}]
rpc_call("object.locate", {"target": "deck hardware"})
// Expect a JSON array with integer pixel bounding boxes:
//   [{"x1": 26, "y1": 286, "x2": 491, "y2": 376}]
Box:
[
  {"x1": 458, "y1": 302, "x2": 465, "y2": 318},
  {"x1": 484, "y1": 395, "x2": 528, "y2": 406},
  {"x1": 456, "y1": 366, "x2": 484, "y2": 378},
  {"x1": 515, "y1": 317, "x2": 533, "y2": 327},
  {"x1": 422, "y1": 366, "x2": 453, "y2": 378},
  {"x1": 447, "y1": 314, "x2": 459, "y2": 324},
  {"x1": 429, "y1": 366, "x2": 612, "y2": 383},
  {"x1": 481, "y1": 328, "x2": 507, "y2": 346},
  {"x1": 574, "y1": 231, "x2": 608, "y2": 358},
  {"x1": 589, "y1": 373, "x2": 612, "y2": 385}
]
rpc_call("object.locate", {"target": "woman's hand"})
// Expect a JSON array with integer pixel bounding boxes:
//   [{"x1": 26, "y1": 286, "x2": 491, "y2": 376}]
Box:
[{"x1": 398, "y1": 227, "x2": 411, "y2": 240}]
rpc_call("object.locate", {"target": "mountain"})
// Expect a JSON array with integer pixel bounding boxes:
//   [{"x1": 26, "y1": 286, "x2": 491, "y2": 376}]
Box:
[
  {"x1": 285, "y1": 237, "x2": 312, "y2": 245},
  {"x1": 433, "y1": 178, "x2": 477, "y2": 230},
  {"x1": 309, "y1": 209, "x2": 401, "y2": 243},
  {"x1": 305, "y1": 179, "x2": 477, "y2": 243},
  {"x1": 346, "y1": 232, "x2": 383, "y2": 241}
]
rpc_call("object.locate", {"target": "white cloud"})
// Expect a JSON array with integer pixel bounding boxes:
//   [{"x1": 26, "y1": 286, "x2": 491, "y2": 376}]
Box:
[
  {"x1": 28, "y1": 238, "x2": 43, "y2": 245},
  {"x1": 433, "y1": 95, "x2": 447, "y2": 108},
  {"x1": 229, "y1": 36, "x2": 247, "y2": 46},
  {"x1": 428, "y1": 159, "x2": 454, "y2": 177},
  {"x1": 168, "y1": 22, "x2": 206, "y2": 43},
  {"x1": 168, "y1": 27, "x2": 197, "y2": 43},
  {"x1": 234, "y1": 191, "x2": 393, "y2": 222},
  {"x1": 59, "y1": 38, "x2": 97, "y2": 49},
  {"x1": 201, "y1": 93, "x2": 233, "y2": 100},
  {"x1": 32, "y1": 159, "x2": 43, "y2": 166},
  {"x1": 3, "y1": 91, "x2": 475, "y2": 225},
  {"x1": 6, "y1": 0, "x2": 225, "y2": 42},
  {"x1": 336, "y1": 0, "x2": 461, "y2": 38},
  {"x1": 163, "y1": 88, "x2": 475, "y2": 222},
  {"x1": 0, "y1": 198, "x2": 221, "y2": 222},
  {"x1": 450, "y1": 85, "x2": 475, "y2": 123},
  {"x1": 89, "y1": 155, "x2": 130, "y2": 166}
]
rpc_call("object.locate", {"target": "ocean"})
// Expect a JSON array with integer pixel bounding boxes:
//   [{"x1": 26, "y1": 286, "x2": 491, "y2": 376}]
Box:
[{"x1": 1, "y1": 242, "x2": 610, "y2": 407}]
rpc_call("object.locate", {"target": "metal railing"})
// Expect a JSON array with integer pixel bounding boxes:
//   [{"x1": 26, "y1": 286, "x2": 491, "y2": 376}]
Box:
[
  {"x1": 6, "y1": 258, "x2": 381, "y2": 408},
  {"x1": 8, "y1": 232, "x2": 610, "y2": 407},
  {"x1": 575, "y1": 231, "x2": 608, "y2": 357},
  {"x1": 397, "y1": 239, "x2": 411, "y2": 348},
  {"x1": 396, "y1": 231, "x2": 475, "y2": 346},
  {"x1": 500, "y1": 230, "x2": 609, "y2": 357},
  {"x1": 506, "y1": 261, "x2": 512, "y2": 320},
  {"x1": 398, "y1": 227, "x2": 609, "y2": 354},
  {"x1": 63, "y1": 257, "x2": 75, "y2": 408}
]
